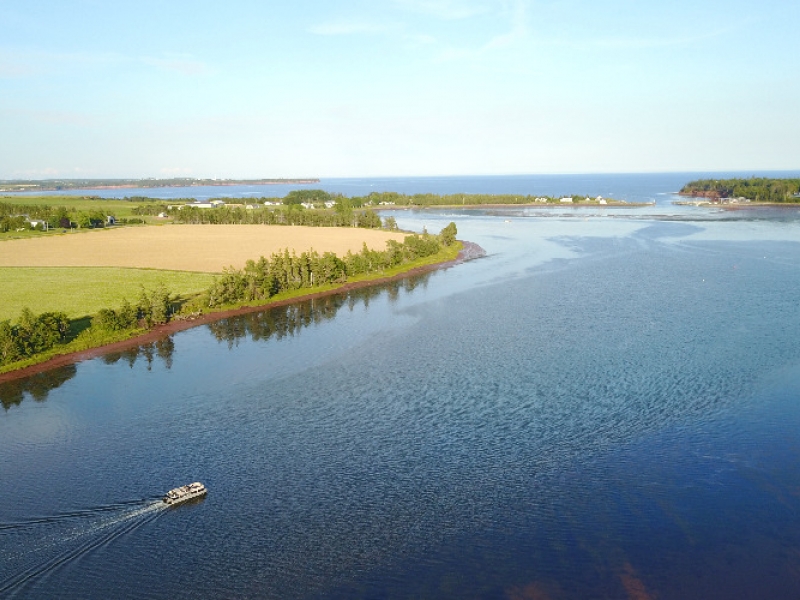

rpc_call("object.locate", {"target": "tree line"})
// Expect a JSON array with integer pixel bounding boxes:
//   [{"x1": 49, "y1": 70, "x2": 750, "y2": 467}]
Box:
[
  {"x1": 680, "y1": 178, "x2": 800, "y2": 203},
  {"x1": 0, "y1": 287, "x2": 173, "y2": 368},
  {"x1": 165, "y1": 204, "x2": 385, "y2": 228},
  {"x1": 2, "y1": 186, "x2": 616, "y2": 236},
  {"x1": 204, "y1": 223, "x2": 456, "y2": 307},
  {"x1": 0, "y1": 201, "x2": 142, "y2": 232}
]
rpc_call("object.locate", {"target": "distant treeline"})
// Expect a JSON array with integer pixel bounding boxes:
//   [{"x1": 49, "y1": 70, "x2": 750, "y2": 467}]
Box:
[
  {"x1": 680, "y1": 178, "x2": 800, "y2": 203},
  {"x1": 0, "y1": 197, "x2": 390, "y2": 232},
  {"x1": 266, "y1": 189, "x2": 607, "y2": 206},
  {"x1": 0, "y1": 201, "x2": 145, "y2": 232},
  {"x1": 0, "y1": 178, "x2": 319, "y2": 192},
  {"x1": 167, "y1": 204, "x2": 385, "y2": 228},
  {"x1": 1, "y1": 187, "x2": 617, "y2": 235},
  {"x1": 354, "y1": 191, "x2": 552, "y2": 205},
  {"x1": 0, "y1": 224, "x2": 458, "y2": 370}
]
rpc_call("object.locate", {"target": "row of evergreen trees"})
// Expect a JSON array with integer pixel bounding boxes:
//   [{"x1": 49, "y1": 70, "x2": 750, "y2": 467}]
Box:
[
  {"x1": 0, "y1": 288, "x2": 174, "y2": 367},
  {"x1": 680, "y1": 178, "x2": 800, "y2": 202},
  {"x1": 93, "y1": 286, "x2": 174, "y2": 332},
  {"x1": 167, "y1": 205, "x2": 384, "y2": 228},
  {"x1": 205, "y1": 223, "x2": 456, "y2": 308},
  {"x1": 0, "y1": 309, "x2": 70, "y2": 366}
]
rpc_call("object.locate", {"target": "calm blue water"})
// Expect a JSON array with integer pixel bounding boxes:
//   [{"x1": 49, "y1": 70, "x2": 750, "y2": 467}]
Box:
[
  {"x1": 3, "y1": 174, "x2": 800, "y2": 598},
  {"x1": 8, "y1": 170, "x2": 800, "y2": 205}
]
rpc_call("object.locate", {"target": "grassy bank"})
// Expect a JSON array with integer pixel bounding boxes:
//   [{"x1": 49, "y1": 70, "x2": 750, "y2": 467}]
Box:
[
  {"x1": 191, "y1": 241, "x2": 462, "y2": 313},
  {"x1": 1, "y1": 267, "x2": 215, "y2": 321},
  {"x1": 0, "y1": 242, "x2": 462, "y2": 376}
]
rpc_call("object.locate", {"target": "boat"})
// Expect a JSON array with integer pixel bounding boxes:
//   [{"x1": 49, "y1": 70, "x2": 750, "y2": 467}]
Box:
[{"x1": 163, "y1": 482, "x2": 207, "y2": 505}]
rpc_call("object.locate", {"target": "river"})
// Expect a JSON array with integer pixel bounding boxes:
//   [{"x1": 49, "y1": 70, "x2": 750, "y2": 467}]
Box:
[{"x1": 3, "y1": 174, "x2": 800, "y2": 598}]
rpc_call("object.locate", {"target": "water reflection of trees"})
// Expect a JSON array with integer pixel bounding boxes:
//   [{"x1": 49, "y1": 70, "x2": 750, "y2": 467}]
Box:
[
  {"x1": 0, "y1": 273, "x2": 431, "y2": 409},
  {"x1": 101, "y1": 337, "x2": 176, "y2": 371},
  {"x1": 207, "y1": 273, "x2": 431, "y2": 348},
  {"x1": 0, "y1": 337, "x2": 176, "y2": 410},
  {"x1": 0, "y1": 364, "x2": 77, "y2": 410}
]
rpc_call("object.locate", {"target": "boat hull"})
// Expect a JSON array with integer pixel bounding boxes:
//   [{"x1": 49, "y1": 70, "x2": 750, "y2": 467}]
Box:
[{"x1": 163, "y1": 482, "x2": 207, "y2": 505}]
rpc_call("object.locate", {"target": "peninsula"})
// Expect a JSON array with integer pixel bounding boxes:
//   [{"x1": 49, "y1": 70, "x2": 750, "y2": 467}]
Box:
[
  {"x1": 678, "y1": 177, "x2": 800, "y2": 204},
  {"x1": 0, "y1": 220, "x2": 466, "y2": 380},
  {"x1": 0, "y1": 177, "x2": 319, "y2": 193}
]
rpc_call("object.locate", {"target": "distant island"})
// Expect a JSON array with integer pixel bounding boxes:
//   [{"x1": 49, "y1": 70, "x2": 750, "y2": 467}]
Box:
[
  {"x1": 678, "y1": 177, "x2": 800, "y2": 204},
  {"x1": 0, "y1": 177, "x2": 319, "y2": 193}
]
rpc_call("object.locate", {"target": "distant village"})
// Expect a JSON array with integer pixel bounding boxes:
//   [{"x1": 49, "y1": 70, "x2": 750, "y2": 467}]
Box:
[{"x1": 5, "y1": 194, "x2": 619, "y2": 232}]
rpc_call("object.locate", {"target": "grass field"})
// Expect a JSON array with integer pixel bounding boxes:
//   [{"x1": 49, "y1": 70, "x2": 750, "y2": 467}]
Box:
[
  {"x1": 1, "y1": 194, "x2": 165, "y2": 218},
  {"x1": 1, "y1": 267, "x2": 216, "y2": 321},
  {"x1": 1, "y1": 224, "x2": 408, "y2": 321},
  {"x1": 0, "y1": 224, "x2": 406, "y2": 272}
]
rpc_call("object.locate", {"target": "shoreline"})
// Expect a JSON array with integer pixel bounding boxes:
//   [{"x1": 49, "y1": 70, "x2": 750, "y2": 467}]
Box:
[
  {"x1": 0, "y1": 241, "x2": 484, "y2": 384},
  {"x1": 379, "y1": 202, "x2": 651, "y2": 210},
  {"x1": 0, "y1": 180, "x2": 319, "y2": 193},
  {"x1": 674, "y1": 200, "x2": 800, "y2": 208}
]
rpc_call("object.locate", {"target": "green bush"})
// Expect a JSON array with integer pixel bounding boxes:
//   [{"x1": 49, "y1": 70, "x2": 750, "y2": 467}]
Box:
[{"x1": 0, "y1": 308, "x2": 70, "y2": 366}]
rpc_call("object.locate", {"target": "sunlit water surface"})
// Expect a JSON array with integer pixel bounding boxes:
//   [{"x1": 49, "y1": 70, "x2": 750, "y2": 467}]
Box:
[{"x1": 3, "y1": 179, "x2": 800, "y2": 599}]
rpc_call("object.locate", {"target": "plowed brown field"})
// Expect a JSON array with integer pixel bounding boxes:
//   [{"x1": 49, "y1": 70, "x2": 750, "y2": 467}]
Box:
[{"x1": 0, "y1": 225, "x2": 407, "y2": 272}]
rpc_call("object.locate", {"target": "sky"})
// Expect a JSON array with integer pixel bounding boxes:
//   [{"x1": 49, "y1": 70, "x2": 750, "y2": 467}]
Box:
[{"x1": 1, "y1": 0, "x2": 798, "y2": 179}]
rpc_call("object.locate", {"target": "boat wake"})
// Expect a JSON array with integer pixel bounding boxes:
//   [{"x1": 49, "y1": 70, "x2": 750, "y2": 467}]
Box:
[{"x1": 0, "y1": 499, "x2": 166, "y2": 597}]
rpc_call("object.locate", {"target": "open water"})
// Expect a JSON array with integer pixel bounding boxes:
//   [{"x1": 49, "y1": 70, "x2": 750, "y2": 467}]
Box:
[{"x1": 3, "y1": 173, "x2": 800, "y2": 598}]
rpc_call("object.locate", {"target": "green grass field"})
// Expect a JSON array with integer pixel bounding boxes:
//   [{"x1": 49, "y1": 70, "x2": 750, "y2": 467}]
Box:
[
  {"x1": 2, "y1": 267, "x2": 215, "y2": 321},
  {"x1": 1, "y1": 194, "x2": 167, "y2": 216}
]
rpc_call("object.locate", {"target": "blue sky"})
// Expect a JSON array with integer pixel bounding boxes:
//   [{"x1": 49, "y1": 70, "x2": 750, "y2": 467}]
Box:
[{"x1": 1, "y1": 0, "x2": 798, "y2": 178}]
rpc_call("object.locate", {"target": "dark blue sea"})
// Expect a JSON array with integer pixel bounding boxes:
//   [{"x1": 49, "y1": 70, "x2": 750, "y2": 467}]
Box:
[{"x1": 3, "y1": 173, "x2": 800, "y2": 599}]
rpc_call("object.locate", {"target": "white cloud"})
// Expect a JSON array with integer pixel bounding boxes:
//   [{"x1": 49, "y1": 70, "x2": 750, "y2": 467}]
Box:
[
  {"x1": 0, "y1": 53, "x2": 33, "y2": 77},
  {"x1": 392, "y1": 0, "x2": 494, "y2": 20},
  {"x1": 0, "y1": 48, "x2": 213, "y2": 77},
  {"x1": 589, "y1": 28, "x2": 731, "y2": 50},
  {"x1": 405, "y1": 33, "x2": 438, "y2": 45},
  {"x1": 0, "y1": 107, "x2": 98, "y2": 127},
  {"x1": 434, "y1": 0, "x2": 529, "y2": 61},
  {"x1": 308, "y1": 19, "x2": 395, "y2": 36}
]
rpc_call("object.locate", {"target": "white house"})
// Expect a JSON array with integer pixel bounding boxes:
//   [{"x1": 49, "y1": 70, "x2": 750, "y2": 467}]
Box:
[
  {"x1": 560, "y1": 197, "x2": 573, "y2": 203},
  {"x1": 186, "y1": 199, "x2": 225, "y2": 209}
]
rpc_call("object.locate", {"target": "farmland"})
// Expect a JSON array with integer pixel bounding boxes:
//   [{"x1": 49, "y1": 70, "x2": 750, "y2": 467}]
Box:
[
  {"x1": 1, "y1": 224, "x2": 408, "y2": 319},
  {"x1": 0, "y1": 267, "x2": 215, "y2": 321},
  {"x1": 0, "y1": 224, "x2": 406, "y2": 271}
]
